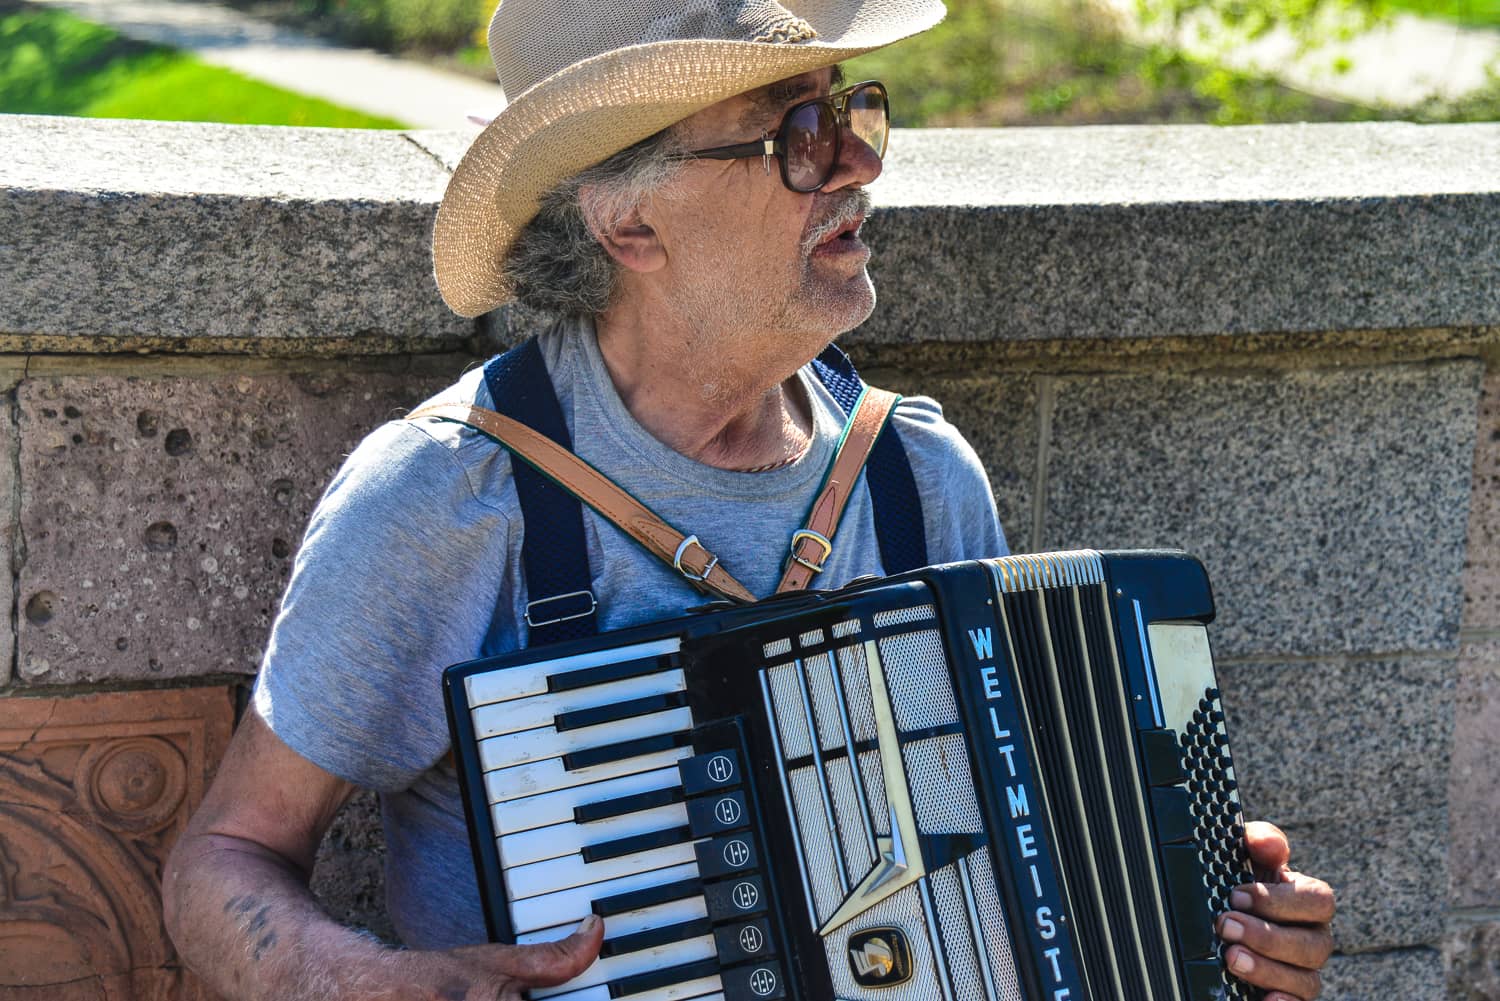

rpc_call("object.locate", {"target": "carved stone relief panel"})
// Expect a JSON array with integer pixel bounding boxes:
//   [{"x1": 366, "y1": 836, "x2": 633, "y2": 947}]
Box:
[{"x1": 0, "y1": 688, "x2": 233, "y2": 1000}]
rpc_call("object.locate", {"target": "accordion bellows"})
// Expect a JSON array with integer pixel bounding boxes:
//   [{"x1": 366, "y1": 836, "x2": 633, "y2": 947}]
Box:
[{"x1": 445, "y1": 551, "x2": 1259, "y2": 1001}]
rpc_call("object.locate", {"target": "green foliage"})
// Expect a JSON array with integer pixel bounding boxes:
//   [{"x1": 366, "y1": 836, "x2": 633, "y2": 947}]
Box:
[
  {"x1": 1383, "y1": 0, "x2": 1500, "y2": 26},
  {"x1": 286, "y1": 0, "x2": 487, "y2": 51},
  {"x1": 1135, "y1": 0, "x2": 1391, "y2": 53},
  {"x1": 0, "y1": 4, "x2": 405, "y2": 127}
]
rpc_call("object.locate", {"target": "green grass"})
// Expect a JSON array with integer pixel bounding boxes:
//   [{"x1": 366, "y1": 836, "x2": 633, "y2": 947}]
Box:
[
  {"x1": 1383, "y1": 0, "x2": 1500, "y2": 28},
  {"x1": 0, "y1": 2, "x2": 407, "y2": 127}
]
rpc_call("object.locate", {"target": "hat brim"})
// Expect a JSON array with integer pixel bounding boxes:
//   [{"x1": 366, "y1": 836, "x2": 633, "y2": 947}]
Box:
[{"x1": 433, "y1": 3, "x2": 945, "y2": 318}]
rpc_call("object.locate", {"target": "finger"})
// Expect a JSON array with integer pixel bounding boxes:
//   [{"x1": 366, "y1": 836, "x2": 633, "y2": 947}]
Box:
[
  {"x1": 1223, "y1": 943, "x2": 1322, "y2": 999},
  {"x1": 1243, "y1": 820, "x2": 1291, "y2": 877},
  {"x1": 1231, "y1": 872, "x2": 1337, "y2": 926},
  {"x1": 460, "y1": 914, "x2": 606, "y2": 988},
  {"x1": 1219, "y1": 910, "x2": 1333, "y2": 971}
]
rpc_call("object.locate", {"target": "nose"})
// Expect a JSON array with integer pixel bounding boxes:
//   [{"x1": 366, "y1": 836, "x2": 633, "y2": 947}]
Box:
[{"x1": 822, "y1": 123, "x2": 883, "y2": 191}]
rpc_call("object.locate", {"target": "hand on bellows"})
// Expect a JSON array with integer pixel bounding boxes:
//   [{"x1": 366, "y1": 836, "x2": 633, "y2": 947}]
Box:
[{"x1": 1216, "y1": 821, "x2": 1335, "y2": 1001}]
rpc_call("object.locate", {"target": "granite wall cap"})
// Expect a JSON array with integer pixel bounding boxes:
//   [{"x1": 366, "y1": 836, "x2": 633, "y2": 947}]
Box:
[
  {"x1": 0, "y1": 115, "x2": 466, "y2": 346},
  {"x1": 5, "y1": 117, "x2": 1497, "y2": 349}
]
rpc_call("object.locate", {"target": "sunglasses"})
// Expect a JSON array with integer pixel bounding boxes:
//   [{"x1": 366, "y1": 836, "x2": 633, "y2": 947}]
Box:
[{"x1": 687, "y1": 80, "x2": 890, "y2": 193}]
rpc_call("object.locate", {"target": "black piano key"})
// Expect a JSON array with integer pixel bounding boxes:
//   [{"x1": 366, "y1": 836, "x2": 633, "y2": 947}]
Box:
[
  {"x1": 686, "y1": 790, "x2": 749, "y2": 837},
  {"x1": 705, "y1": 874, "x2": 767, "y2": 920},
  {"x1": 554, "y1": 691, "x2": 689, "y2": 732},
  {"x1": 678, "y1": 749, "x2": 743, "y2": 794},
  {"x1": 722, "y1": 962, "x2": 787, "y2": 1001},
  {"x1": 608, "y1": 957, "x2": 720, "y2": 998},
  {"x1": 547, "y1": 653, "x2": 678, "y2": 693},
  {"x1": 1151, "y1": 785, "x2": 1197, "y2": 844},
  {"x1": 581, "y1": 824, "x2": 691, "y2": 864},
  {"x1": 713, "y1": 918, "x2": 775, "y2": 964},
  {"x1": 592, "y1": 876, "x2": 702, "y2": 917},
  {"x1": 1161, "y1": 843, "x2": 1217, "y2": 960},
  {"x1": 1141, "y1": 728, "x2": 1190, "y2": 786},
  {"x1": 574, "y1": 785, "x2": 685, "y2": 824},
  {"x1": 600, "y1": 917, "x2": 713, "y2": 958},
  {"x1": 562, "y1": 730, "x2": 691, "y2": 771},
  {"x1": 695, "y1": 832, "x2": 758, "y2": 878}
]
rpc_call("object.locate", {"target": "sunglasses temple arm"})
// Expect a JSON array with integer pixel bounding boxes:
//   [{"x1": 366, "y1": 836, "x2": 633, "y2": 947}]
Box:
[{"x1": 761, "y1": 135, "x2": 774, "y2": 175}]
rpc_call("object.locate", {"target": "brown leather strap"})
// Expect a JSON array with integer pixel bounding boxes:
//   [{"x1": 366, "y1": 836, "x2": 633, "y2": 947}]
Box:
[
  {"x1": 407, "y1": 403, "x2": 756, "y2": 605},
  {"x1": 775, "y1": 387, "x2": 901, "y2": 594}
]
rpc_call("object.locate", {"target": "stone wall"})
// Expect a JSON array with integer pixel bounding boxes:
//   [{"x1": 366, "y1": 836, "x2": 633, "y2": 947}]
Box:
[{"x1": 2, "y1": 113, "x2": 1497, "y2": 999}]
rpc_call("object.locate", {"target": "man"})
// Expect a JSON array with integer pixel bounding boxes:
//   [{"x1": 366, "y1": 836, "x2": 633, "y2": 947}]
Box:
[{"x1": 163, "y1": 1, "x2": 1335, "y2": 999}]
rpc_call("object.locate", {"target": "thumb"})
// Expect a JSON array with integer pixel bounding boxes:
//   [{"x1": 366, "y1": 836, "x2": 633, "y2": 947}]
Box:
[
  {"x1": 505, "y1": 914, "x2": 606, "y2": 988},
  {"x1": 1242, "y1": 819, "x2": 1292, "y2": 879}
]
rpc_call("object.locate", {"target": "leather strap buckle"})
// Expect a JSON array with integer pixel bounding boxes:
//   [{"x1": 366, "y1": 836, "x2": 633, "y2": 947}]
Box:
[
  {"x1": 524, "y1": 590, "x2": 596, "y2": 628},
  {"x1": 789, "y1": 529, "x2": 833, "y2": 573},
  {"x1": 673, "y1": 535, "x2": 720, "y2": 584}
]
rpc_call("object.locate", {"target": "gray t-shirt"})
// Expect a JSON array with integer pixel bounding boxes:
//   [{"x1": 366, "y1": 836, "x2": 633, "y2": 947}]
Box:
[{"x1": 252, "y1": 319, "x2": 1007, "y2": 948}]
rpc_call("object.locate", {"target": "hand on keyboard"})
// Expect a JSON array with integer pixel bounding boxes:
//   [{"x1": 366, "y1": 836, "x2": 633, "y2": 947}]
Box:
[
  {"x1": 1216, "y1": 821, "x2": 1336, "y2": 1001},
  {"x1": 402, "y1": 913, "x2": 606, "y2": 1000}
]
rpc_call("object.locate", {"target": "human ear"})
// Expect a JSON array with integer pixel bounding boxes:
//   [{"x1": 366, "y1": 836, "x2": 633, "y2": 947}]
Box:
[{"x1": 580, "y1": 189, "x2": 666, "y2": 274}]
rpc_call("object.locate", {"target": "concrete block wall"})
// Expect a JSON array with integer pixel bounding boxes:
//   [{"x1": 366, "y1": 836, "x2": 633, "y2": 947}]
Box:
[{"x1": 2, "y1": 114, "x2": 1496, "y2": 999}]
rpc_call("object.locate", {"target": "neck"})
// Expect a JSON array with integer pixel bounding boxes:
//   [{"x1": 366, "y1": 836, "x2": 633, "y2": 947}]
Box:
[{"x1": 592, "y1": 304, "x2": 816, "y2": 471}]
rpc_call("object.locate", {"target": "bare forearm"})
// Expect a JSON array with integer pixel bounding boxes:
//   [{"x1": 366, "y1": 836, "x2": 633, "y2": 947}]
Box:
[{"x1": 163, "y1": 832, "x2": 403, "y2": 1001}]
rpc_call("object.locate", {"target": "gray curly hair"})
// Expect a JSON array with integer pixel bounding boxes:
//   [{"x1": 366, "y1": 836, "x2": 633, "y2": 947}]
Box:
[{"x1": 503, "y1": 129, "x2": 686, "y2": 318}]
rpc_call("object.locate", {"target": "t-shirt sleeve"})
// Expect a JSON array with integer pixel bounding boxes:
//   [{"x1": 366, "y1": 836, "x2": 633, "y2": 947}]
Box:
[
  {"x1": 252, "y1": 420, "x2": 513, "y2": 793},
  {"x1": 889, "y1": 395, "x2": 1010, "y2": 562}
]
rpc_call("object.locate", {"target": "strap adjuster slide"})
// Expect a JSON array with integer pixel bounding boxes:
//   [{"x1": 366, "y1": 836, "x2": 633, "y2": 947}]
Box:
[
  {"x1": 789, "y1": 529, "x2": 833, "y2": 573},
  {"x1": 524, "y1": 589, "x2": 597, "y2": 628},
  {"x1": 673, "y1": 535, "x2": 720, "y2": 583}
]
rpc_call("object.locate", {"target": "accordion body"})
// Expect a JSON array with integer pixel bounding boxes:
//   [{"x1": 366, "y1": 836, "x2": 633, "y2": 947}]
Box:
[{"x1": 444, "y1": 551, "x2": 1258, "y2": 1001}]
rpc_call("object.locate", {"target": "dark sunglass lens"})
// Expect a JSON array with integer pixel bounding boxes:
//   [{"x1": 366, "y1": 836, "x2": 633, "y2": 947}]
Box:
[
  {"x1": 783, "y1": 101, "x2": 837, "y2": 191},
  {"x1": 847, "y1": 85, "x2": 888, "y2": 158}
]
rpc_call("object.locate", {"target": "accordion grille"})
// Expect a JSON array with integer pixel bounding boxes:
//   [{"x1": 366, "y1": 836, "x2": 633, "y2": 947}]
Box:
[
  {"x1": 903, "y1": 735, "x2": 984, "y2": 834},
  {"x1": 966, "y1": 850, "x2": 1027, "y2": 1001},
  {"x1": 873, "y1": 603, "x2": 937, "y2": 628},
  {"x1": 826, "y1": 755, "x2": 877, "y2": 878},
  {"x1": 805, "y1": 650, "x2": 851, "y2": 752},
  {"x1": 836, "y1": 642, "x2": 878, "y2": 745},
  {"x1": 768, "y1": 663, "x2": 813, "y2": 759},
  {"x1": 930, "y1": 863, "x2": 995, "y2": 1001},
  {"x1": 858, "y1": 748, "x2": 891, "y2": 837},
  {"x1": 789, "y1": 764, "x2": 844, "y2": 922},
  {"x1": 880, "y1": 628, "x2": 961, "y2": 732}
]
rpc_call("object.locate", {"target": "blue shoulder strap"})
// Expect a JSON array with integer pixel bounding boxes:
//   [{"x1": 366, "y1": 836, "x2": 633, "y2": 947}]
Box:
[
  {"x1": 482, "y1": 339, "x2": 598, "y2": 649},
  {"x1": 810, "y1": 344, "x2": 929, "y2": 575}
]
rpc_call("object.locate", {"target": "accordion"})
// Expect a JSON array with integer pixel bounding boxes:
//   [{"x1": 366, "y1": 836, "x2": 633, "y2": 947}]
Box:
[{"x1": 444, "y1": 551, "x2": 1258, "y2": 1001}]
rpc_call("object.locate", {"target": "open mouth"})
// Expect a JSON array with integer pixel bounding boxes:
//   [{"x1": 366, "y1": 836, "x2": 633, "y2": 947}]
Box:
[{"x1": 816, "y1": 214, "x2": 865, "y2": 248}]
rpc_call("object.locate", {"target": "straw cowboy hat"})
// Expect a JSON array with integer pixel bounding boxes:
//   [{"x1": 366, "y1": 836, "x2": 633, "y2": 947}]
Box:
[{"x1": 432, "y1": 0, "x2": 947, "y2": 318}]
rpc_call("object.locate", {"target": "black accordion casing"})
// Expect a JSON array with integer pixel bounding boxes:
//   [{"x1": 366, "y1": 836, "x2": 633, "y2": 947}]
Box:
[{"x1": 444, "y1": 551, "x2": 1259, "y2": 1001}]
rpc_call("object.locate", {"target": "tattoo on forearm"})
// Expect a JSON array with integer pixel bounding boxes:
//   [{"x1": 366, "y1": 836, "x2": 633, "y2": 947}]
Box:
[{"x1": 224, "y1": 895, "x2": 280, "y2": 964}]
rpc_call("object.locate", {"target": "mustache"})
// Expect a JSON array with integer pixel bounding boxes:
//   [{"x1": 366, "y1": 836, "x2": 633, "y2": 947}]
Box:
[{"x1": 801, "y1": 189, "x2": 872, "y2": 253}]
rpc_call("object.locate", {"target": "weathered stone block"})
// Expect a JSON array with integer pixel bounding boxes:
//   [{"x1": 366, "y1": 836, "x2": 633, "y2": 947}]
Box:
[
  {"x1": 1463, "y1": 370, "x2": 1500, "y2": 630},
  {"x1": 311, "y1": 789, "x2": 395, "y2": 944},
  {"x1": 1450, "y1": 637, "x2": 1500, "y2": 909},
  {"x1": 1447, "y1": 920, "x2": 1500, "y2": 1000},
  {"x1": 0, "y1": 687, "x2": 233, "y2": 999},
  {"x1": 1323, "y1": 947, "x2": 1445, "y2": 1001},
  {"x1": 17, "y1": 368, "x2": 452, "y2": 683},
  {"x1": 863, "y1": 367, "x2": 1038, "y2": 552},
  {"x1": 1285, "y1": 809, "x2": 1447, "y2": 952},
  {"x1": 1042, "y1": 363, "x2": 1481, "y2": 658},
  {"x1": 1220, "y1": 658, "x2": 1453, "y2": 826}
]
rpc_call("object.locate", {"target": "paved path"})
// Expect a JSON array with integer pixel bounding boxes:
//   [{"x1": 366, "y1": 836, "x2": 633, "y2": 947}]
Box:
[
  {"x1": 1100, "y1": 0, "x2": 1500, "y2": 107},
  {"x1": 27, "y1": 0, "x2": 503, "y2": 129}
]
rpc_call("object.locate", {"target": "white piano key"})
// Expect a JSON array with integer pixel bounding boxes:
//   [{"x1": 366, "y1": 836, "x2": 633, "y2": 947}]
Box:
[
  {"x1": 530, "y1": 934, "x2": 717, "y2": 997},
  {"x1": 499, "y1": 802, "x2": 690, "y2": 867},
  {"x1": 492, "y1": 764, "x2": 683, "y2": 833},
  {"x1": 511, "y1": 861, "x2": 699, "y2": 934},
  {"x1": 484, "y1": 745, "x2": 691, "y2": 800},
  {"x1": 543, "y1": 982, "x2": 723, "y2": 1001},
  {"x1": 470, "y1": 670, "x2": 686, "y2": 740},
  {"x1": 477, "y1": 707, "x2": 694, "y2": 772},
  {"x1": 505, "y1": 841, "x2": 698, "y2": 900},
  {"x1": 516, "y1": 896, "x2": 708, "y2": 946},
  {"x1": 465, "y1": 637, "x2": 683, "y2": 708}
]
